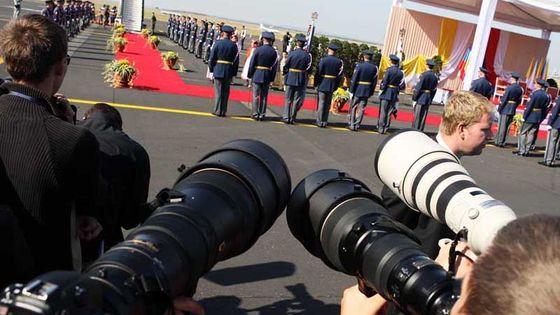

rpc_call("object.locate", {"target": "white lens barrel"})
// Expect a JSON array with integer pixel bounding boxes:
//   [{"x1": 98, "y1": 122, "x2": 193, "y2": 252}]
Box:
[{"x1": 375, "y1": 130, "x2": 516, "y2": 254}]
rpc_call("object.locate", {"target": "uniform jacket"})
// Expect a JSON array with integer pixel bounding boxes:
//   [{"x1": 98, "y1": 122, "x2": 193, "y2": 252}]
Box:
[
  {"x1": 208, "y1": 38, "x2": 239, "y2": 79},
  {"x1": 497, "y1": 83, "x2": 523, "y2": 115},
  {"x1": 547, "y1": 98, "x2": 560, "y2": 129},
  {"x1": 523, "y1": 89, "x2": 551, "y2": 123},
  {"x1": 349, "y1": 61, "x2": 378, "y2": 98},
  {"x1": 413, "y1": 70, "x2": 438, "y2": 106},
  {"x1": 470, "y1": 77, "x2": 494, "y2": 99},
  {"x1": 314, "y1": 55, "x2": 344, "y2": 93},
  {"x1": 379, "y1": 65, "x2": 404, "y2": 102},
  {"x1": 283, "y1": 48, "x2": 312, "y2": 87},
  {"x1": 248, "y1": 44, "x2": 279, "y2": 84}
]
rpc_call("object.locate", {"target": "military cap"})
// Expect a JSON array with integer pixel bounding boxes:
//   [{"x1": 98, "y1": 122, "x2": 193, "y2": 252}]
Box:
[
  {"x1": 221, "y1": 25, "x2": 234, "y2": 33},
  {"x1": 426, "y1": 59, "x2": 435, "y2": 67},
  {"x1": 511, "y1": 71, "x2": 520, "y2": 79},
  {"x1": 261, "y1": 31, "x2": 275, "y2": 40},
  {"x1": 479, "y1": 66, "x2": 488, "y2": 74},
  {"x1": 295, "y1": 34, "x2": 306, "y2": 42},
  {"x1": 45, "y1": 0, "x2": 54, "y2": 3},
  {"x1": 327, "y1": 43, "x2": 338, "y2": 51},
  {"x1": 537, "y1": 79, "x2": 547, "y2": 87},
  {"x1": 362, "y1": 49, "x2": 374, "y2": 56},
  {"x1": 389, "y1": 54, "x2": 400, "y2": 62}
]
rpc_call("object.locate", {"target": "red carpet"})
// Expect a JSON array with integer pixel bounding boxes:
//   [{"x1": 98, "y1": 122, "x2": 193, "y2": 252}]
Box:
[{"x1": 116, "y1": 33, "x2": 549, "y2": 138}]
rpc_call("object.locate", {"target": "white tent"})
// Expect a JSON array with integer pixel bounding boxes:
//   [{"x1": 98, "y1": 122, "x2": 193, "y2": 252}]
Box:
[{"x1": 394, "y1": 0, "x2": 559, "y2": 89}]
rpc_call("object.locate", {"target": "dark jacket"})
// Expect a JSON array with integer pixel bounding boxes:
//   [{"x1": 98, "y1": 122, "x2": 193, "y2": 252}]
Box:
[
  {"x1": 0, "y1": 82, "x2": 100, "y2": 275},
  {"x1": 349, "y1": 61, "x2": 378, "y2": 98},
  {"x1": 283, "y1": 48, "x2": 312, "y2": 87},
  {"x1": 548, "y1": 99, "x2": 560, "y2": 129},
  {"x1": 379, "y1": 65, "x2": 404, "y2": 102},
  {"x1": 80, "y1": 113, "x2": 151, "y2": 249},
  {"x1": 470, "y1": 77, "x2": 494, "y2": 99},
  {"x1": 413, "y1": 70, "x2": 438, "y2": 105},
  {"x1": 314, "y1": 55, "x2": 344, "y2": 93},
  {"x1": 248, "y1": 44, "x2": 278, "y2": 84},
  {"x1": 498, "y1": 83, "x2": 523, "y2": 116},
  {"x1": 523, "y1": 89, "x2": 551, "y2": 124},
  {"x1": 209, "y1": 38, "x2": 239, "y2": 80}
]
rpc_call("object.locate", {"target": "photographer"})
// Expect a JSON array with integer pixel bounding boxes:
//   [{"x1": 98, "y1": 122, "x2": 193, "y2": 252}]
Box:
[
  {"x1": 382, "y1": 91, "x2": 495, "y2": 259},
  {"x1": 341, "y1": 214, "x2": 560, "y2": 315},
  {"x1": 0, "y1": 14, "x2": 102, "y2": 284}
]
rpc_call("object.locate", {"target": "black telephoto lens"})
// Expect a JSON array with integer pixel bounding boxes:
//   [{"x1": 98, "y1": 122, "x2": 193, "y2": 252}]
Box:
[
  {"x1": 287, "y1": 169, "x2": 460, "y2": 315},
  {"x1": 0, "y1": 139, "x2": 291, "y2": 315}
]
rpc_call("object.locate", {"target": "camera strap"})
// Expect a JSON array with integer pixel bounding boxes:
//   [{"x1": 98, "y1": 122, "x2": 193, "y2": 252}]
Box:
[{"x1": 7, "y1": 91, "x2": 55, "y2": 115}]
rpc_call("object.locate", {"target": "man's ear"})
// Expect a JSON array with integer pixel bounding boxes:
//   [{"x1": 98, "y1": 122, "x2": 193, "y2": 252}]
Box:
[
  {"x1": 457, "y1": 123, "x2": 467, "y2": 140},
  {"x1": 53, "y1": 58, "x2": 65, "y2": 76}
]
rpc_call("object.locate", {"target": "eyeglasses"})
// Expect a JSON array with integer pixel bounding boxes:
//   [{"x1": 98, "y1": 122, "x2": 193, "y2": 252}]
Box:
[{"x1": 65, "y1": 54, "x2": 71, "y2": 65}]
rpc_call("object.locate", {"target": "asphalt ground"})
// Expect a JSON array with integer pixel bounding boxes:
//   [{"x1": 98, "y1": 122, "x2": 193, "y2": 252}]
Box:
[{"x1": 1, "y1": 2, "x2": 560, "y2": 314}]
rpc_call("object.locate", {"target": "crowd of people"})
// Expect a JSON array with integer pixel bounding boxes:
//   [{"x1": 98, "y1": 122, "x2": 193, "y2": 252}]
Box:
[
  {"x1": 1, "y1": 10, "x2": 559, "y2": 315},
  {"x1": 39, "y1": 0, "x2": 95, "y2": 38}
]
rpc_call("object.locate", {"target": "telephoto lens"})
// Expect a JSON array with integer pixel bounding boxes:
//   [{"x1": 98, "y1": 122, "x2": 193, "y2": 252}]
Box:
[
  {"x1": 0, "y1": 139, "x2": 291, "y2": 315},
  {"x1": 374, "y1": 129, "x2": 516, "y2": 254},
  {"x1": 287, "y1": 169, "x2": 460, "y2": 315}
]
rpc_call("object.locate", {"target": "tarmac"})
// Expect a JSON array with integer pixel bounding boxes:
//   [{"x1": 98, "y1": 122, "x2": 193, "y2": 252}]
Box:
[{"x1": 1, "y1": 2, "x2": 560, "y2": 314}]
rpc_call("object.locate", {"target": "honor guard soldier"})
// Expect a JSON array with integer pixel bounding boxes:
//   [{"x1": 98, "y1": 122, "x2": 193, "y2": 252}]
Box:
[
  {"x1": 208, "y1": 25, "x2": 239, "y2": 117},
  {"x1": 54, "y1": 0, "x2": 65, "y2": 26},
  {"x1": 177, "y1": 16, "x2": 185, "y2": 44},
  {"x1": 42, "y1": 0, "x2": 56, "y2": 21},
  {"x1": 195, "y1": 20, "x2": 208, "y2": 58},
  {"x1": 347, "y1": 49, "x2": 378, "y2": 131},
  {"x1": 188, "y1": 18, "x2": 199, "y2": 53},
  {"x1": 182, "y1": 16, "x2": 192, "y2": 49},
  {"x1": 470, "y1": 66, "x2": 494, "y2": 99},
  {"x1": 167, "y1": 14, "x2": 173, "y2": 37},
  {"x1": 378, "y1": 54, "x2": 404, "y2": 134},
  {"x1": 411, "y1": 59, "x2": 439, "y2": 131},
  {"x1": 515, "y1": 79, "x2": 551, "y2": 156},
  {"x1": 203, "y1": 22, "x2": 215, "y2": 63},
  {"x1": 314, "y1": 43, "x2": 343, "y2": 128},
  {"x1": 494, "y1": 72, "x2": 523, "y2": 147},
  {"x1": 248, "y1": 31, "x2": 278, "y2": 120},
  {"x1": 540, "y1": 98, "x2": 560, "y2": 167},
  {"x1": 282, "y1": 34, "x2": 312, "y2": 124}
]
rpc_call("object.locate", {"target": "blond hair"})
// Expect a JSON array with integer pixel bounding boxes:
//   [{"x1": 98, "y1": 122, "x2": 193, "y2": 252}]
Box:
[
  {"x1": 439, "y1": 91, "x2": 494, "y2": 136},
  {"x1": 463, "y1": 214, "x2": 560, "y2": 315}
]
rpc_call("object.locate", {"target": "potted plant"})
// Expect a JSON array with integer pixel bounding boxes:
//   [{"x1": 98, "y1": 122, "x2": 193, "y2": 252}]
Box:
[
  {"x1": 331, "y1": 87, "x2": 350, "y2": 113},
  {"x1": 161, "y1": 51, "x2": 180, "y2": 70},
  {"x1": 103, "y1": 59, "x2": 137, "y2": 88},
  {"x1": 141, "y1": 28, "x2": 151, "y2": 39},
  {"x1": 511, "y1": 113, "x2": 523, "y2": 136},
  {"x1": 113, "y1": 24, "x2": 126, "y2": 38},
  {"x1": 110, "y1": 36, "x2": 128, "y2": 52},
  {"x1": 148, "y1": 35, "x2": 160, "y2": 49}
]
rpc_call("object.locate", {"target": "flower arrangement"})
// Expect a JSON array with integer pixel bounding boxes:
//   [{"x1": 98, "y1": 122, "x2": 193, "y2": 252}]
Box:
[
  {"x1": 148, "y1": 35, "x2": 160, "y2": 49},
  {"x1": 141, "y1": 28, "x2": 151, "y2": 38},
  {"x1": 113, "y1": 24, "x2": 126, "y2": 38},
  {"x1": 109, "y1": 36, "x2": 128, "y2": 52},
  {"x1": 161, "y1": 51, "x2": 180, "y2": 70},
  {"x1": 511, "y1": 114, "x2": 524, "y2": 135},
  {"x1": 331, "y1": 87, "x2": 351, "y2": 113},
  {"x1": 103, "y1": 59, "x2": 137, "y2": 88}
]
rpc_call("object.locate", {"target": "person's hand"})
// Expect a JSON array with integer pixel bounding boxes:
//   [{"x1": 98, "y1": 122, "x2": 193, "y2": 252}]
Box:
[
  {"x1": 547, "y1": 125, "x2": 552, "y2": 130},
  {"x1": 172, "y1": 296, "x2": 205, "y2": 315},
  {"x1": 435, "y1": 239, "x2": 476, "y2": 278},
  {"x1": 76, "y1": 215, "x2": 102, "y2": 241},
  {"x1": 340, "y1": 285, "x2": 388, "y2": 315}
]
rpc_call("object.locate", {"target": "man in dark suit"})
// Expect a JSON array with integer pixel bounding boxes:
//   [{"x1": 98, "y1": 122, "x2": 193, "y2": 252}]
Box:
[
  {"x1": 515, "y1": 79, "x2": 550, "y2": 156},
  {"x1": 248, "y1": 32, "x2": 279, "y2": 120},
  {"x1": 314, "y1": 43, "x2": 344, "y2": 128},
  {"x1": 494, "y1": 72, "x2": 523, "y2": 147},
  {"x1": 348, "y1": 49, "x2": 378, "y2": 131},
  {"x1": 469, "y1": 66, "x2": 494, "y2": 99},
  {"x1": 208, "y1": 25, "x2": 239, "y2": 117},
  {"x1": 282, "y1": 34, "x2": 312, "y2": 124},
  {"x1": 540, "y1": 98, "x2": 560, "y2": 167},
  {"x1": 378, "y1": 54, "x2": 404, "y2": 134},
  {"x1": 412, "y1": 59, "x2": 439, "y2": 131},
  {"x1": 0, "y1": 14, "x2": 102, "y2": 277}
]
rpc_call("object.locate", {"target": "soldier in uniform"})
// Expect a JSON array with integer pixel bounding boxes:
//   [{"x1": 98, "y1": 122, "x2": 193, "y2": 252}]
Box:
[
  {"x1": 378, "y1": 54, "x2": 404, "y2": 134},
  {"x1": 494, "y1": 72, "x2": 523, "y2": 147},
  {"x1": 314, "y1": 43, "x2": 343, "y2": 128},
  {"x1": 202, "y1": 22, "x2": 215, "y2": 64},
  {"x1": 470, "y1": 66, "x2": 494, "y2": 99},
  {"x1": 515, "y1": 79, "x2": 550, "y2": 156},
  {"x1": 167, "y1": 14, "x2": 173, "y2": 38},
  {"x1": 347, "y1": 49, "x2": 378, "y2": 131},
  {"x1": 188, "y1": 18, "x2": 199, "y2": 53},
  {"x1": 248, "y1": 32, "x2": 278, "y2": 121},
  {"x1": 181, "y1": 16, "x2": 191, "y2": 49},
  {"x1": 282, "y1": 34, "x2": 312, "y2": 124},
  {"x1": 42, "y1": 0, "x2": 56, "y2": 21},
  {"x1": 411, "y1": 59, "x2": 439, "y2": 131},
  {"x1": 540, "y1": 98, "x2": 560, "y2": 167},
  {"x1": 54, "y1": 0, "x2": 65, "y2": 26},
  {"x1": 208, "y1": 25, "x2": 239, "y2": 117},
  {"x1": 195, "y1": 20, "x2": 208, "y2": 58},
  {"x1": 176, "y1": 16, "x2": 185, "y2": 44}
]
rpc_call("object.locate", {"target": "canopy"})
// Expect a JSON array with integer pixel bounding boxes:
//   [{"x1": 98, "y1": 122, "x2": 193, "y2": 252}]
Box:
[{"x1": 408, "y1": 0, "x2": 560, "y2": 32}]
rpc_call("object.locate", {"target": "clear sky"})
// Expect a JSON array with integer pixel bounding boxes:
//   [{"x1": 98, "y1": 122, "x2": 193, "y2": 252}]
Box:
[{"x1": 147, "y1": 0, "x2": 560, "y2": 74}]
